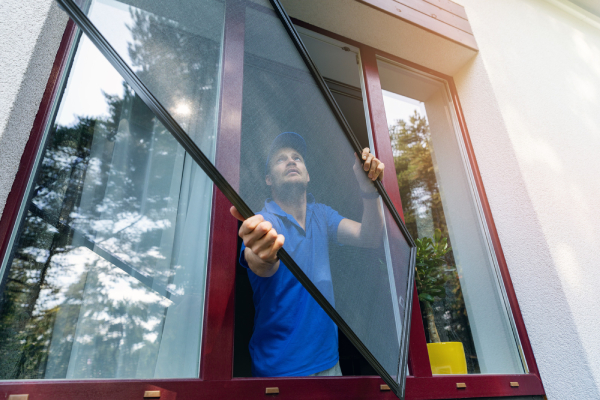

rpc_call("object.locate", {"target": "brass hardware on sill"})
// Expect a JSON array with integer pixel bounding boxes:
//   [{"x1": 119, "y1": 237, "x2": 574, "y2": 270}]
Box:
[
  {"x1": 510, "y1": 382, "x2": 520, "y2": 388},
  {"x1": 8, "y1": 395, "x2": 29, "y2": 400},
  {"x1": 456, "y1": 383, "x2": 467, "y2": 389},
  {"x1": 144, "y1": 391, "x2": 161, "y2": 398},
  {"x1": 265, "y1": 387, "x2": 279, "y2": 395},
  {"x1": 380, "y1": 384, "x2": 390, "y2": 391}
]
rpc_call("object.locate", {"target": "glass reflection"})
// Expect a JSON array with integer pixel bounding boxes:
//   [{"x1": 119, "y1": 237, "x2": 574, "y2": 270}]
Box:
[
  {"x1": 77, "y1": 0, "x2": 225, "y2": 159},
  {"x1": 0, "y1": 29, "x2": 216, "y2": 379},
  {"x1": 385, "y1": 96, "x2": 478, "y2": 372}
]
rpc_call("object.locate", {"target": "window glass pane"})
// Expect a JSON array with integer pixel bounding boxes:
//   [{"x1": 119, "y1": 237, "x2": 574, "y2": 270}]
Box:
[
  {"x1": 300, "y1": 30, "x2": 379, "y2": 376},
  {"x1": 238, "y1": 0, "x2": 412, "y2": 387},
  {"x1": 377, "y1": 59, "x2": 525, "y2": 374},
  {"x1": 75, "y1": 0, "x2": 225, "y2": 159},
  {"x1": 297, "y1": 28, "x2": 370, "y2": 149},
  {"x1": 0, "y1": 28, "x2": 217, "y2": 379}
]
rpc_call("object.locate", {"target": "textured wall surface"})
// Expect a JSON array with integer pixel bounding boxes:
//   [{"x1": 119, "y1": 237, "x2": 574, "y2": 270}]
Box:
[
  {"x1": 0, "y1": 0, "x2": 68, "y2": 217},
  {"x1": 453, "y1": 0, "x2": 600, "y2": 398}
]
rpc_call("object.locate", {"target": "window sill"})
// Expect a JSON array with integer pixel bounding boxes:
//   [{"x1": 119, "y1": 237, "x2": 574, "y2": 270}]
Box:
[{"x1": 0, "y1": 373, "x2": 544, "y2": 400}]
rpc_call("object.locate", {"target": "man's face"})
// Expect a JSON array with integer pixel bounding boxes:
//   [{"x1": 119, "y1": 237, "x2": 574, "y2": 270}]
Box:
[{"x1": 266, "y1": 147, "x2": 310, "y2": 190}]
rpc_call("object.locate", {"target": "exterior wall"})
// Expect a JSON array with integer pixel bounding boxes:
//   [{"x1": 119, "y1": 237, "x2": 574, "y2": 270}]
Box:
[
  {"x1": 453, "y1": 0, "x2": 600, "y2": 399},
  {"x1": 0, "y1": 0, "x2": 68, "y2": 217}
]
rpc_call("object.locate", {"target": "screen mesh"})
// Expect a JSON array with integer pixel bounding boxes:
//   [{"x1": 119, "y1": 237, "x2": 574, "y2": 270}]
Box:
[
  {"x1": 63, "y1": 0, "x2": 415, "y2": 393},
  {"x1": 240, "y1": 0, "x2": 412, "y2": 382}
]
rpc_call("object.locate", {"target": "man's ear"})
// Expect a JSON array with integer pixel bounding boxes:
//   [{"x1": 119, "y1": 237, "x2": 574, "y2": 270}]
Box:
[
  {"x1": 306, "y1": 171, "x2": 310, "y2": 183},
  {"x1": 266, "y1": 174, "x2": 272, "y2": 186}
]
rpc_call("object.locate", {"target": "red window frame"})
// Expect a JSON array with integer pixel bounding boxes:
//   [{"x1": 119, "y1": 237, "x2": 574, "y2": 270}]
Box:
[{"x1": 0, "y1": 1, "x2": 544, "y2": 399}]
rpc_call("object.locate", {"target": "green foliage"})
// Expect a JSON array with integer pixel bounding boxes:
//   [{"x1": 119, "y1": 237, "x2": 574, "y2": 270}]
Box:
[
  {"x1": 415, "y1": 228, "x2": 452, "y2": 304},
  {"x1": 389, "y1": 110, "x2": 449, "y2": 242}
]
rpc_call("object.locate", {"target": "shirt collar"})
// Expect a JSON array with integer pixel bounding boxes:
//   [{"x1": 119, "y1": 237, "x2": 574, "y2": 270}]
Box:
[{"x1": 264, "y1": 194, "x2": 316, "y2": 232}]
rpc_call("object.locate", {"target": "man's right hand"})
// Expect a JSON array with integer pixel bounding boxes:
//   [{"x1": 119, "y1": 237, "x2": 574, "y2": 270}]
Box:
[{"x1": 230, "y1": 206, "x2": 285, "y2": 277}]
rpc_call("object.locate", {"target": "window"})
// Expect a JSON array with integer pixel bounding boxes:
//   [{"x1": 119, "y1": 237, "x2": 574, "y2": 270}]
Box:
[
  {"x1": 377, "y1": 59, "x2": 524, "y2": 374},
  {"x1": 3, "y1": 0, "x2": 416, "y2": 393},
  {"x1": 0, "y1": 17, "x2": 221, "y2": 377},
  {"x1": 0, "y1": 0, "x2": 544, "y2": 398}
]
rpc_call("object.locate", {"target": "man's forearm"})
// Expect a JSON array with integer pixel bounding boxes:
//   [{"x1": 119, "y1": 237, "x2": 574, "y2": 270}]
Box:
[
  {"x1": 245, "y1": 247, "x2": 280, "y2": 277},
  {"x1": 337, "y1": 198, "x2": 384, "y2": 247},
  {"x1": 358, "y1": 197, "x2": 384, "y2": 248}
]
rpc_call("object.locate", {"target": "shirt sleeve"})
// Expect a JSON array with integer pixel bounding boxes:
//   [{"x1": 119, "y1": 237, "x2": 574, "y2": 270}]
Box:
[
  {"x1": 239, "y1": 242, "x2": 250, "y2": 269},
  {"x1": 321, "y1": 204, "x2": 345, "y2": 243}
]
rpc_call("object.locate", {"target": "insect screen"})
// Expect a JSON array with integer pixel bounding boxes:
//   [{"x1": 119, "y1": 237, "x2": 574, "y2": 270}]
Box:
[{"x1": 58, "y1": 0, "x2": 415, "y2": 395}]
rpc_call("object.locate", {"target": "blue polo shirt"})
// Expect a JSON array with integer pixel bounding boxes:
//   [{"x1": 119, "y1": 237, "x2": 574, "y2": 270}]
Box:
[{"x1": 239, "y1": 194, "x2": 345, "y2": 377}]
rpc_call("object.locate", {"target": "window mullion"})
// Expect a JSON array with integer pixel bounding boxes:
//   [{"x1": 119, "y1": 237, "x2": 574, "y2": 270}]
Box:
[
  {"x1": 200, "y1": 0, "x2": 247, "y2": 381},
  {"x1": 359, "y1": 46, "x2": 404, "y2": 218}
]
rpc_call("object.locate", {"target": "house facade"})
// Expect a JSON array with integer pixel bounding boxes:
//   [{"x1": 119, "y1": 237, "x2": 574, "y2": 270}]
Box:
[{"x1": 1, "y1": 0, "x2": 600, "y2": 399}]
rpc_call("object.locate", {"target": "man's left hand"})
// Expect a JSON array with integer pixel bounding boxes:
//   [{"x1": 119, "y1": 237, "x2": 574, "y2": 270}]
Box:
[{"x1": 353, "y1": 147, "x2": 384, "y2": 192}]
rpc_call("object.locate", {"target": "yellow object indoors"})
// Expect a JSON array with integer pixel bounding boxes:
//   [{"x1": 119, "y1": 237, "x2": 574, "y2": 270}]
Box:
[{"x1": 427, "y1": 342, "x2": 468, "y2": 374}]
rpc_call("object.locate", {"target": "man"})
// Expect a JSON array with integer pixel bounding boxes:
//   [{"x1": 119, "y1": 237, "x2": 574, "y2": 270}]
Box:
[{"x1": 230, "y1": 132, "x2": 384, "y2": 377}]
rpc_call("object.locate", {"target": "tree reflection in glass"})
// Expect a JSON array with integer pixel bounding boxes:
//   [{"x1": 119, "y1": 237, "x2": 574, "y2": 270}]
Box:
[
  {"x1": 387, "y1": 99, "x2": 480, "y2": 374},
  {"x1": 0, "y1": 0, "x2": 224, "y2": 378}
]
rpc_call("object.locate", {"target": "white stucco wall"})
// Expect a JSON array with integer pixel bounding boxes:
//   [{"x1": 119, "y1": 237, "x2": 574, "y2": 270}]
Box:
[
  {"x1": 0, "y1": 0, "x2": 68, "y2": 217},
  {"x1": 453, "y1": 0, "x2": 600, "y2": 398}
]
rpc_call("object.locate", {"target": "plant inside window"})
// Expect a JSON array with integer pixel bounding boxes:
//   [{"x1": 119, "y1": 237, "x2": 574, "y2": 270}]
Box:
[{"x1": 415, "y1": 228, "x2": 450, "y2": 343}]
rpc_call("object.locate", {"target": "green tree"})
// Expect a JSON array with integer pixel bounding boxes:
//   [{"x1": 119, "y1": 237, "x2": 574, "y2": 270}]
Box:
[
  {"x1": 0, "y1": 116, "x2": 97, "y2": 378},
  {"x1": 389, "y1": 110, "x2": 448, "y2": 240}
]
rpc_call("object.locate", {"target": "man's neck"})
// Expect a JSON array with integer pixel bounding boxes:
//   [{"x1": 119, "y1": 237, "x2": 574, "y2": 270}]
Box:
[{"x1": 272, "y1": 191, "x2": 307, "y2": 230}]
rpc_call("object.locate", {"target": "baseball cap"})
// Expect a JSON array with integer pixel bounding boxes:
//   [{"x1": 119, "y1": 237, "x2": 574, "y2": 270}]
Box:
[{"x1": 265, "y1": 132, "x2": 307, "y2": 175}]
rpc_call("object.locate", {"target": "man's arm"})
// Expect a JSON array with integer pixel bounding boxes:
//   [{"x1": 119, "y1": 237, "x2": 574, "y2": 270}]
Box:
[
  {"x1": 337, "y1": 148, "x2": 384, "y2": 248},
  {"x1": 230, "y1": 207, "x2": 285, "y2": 277}
]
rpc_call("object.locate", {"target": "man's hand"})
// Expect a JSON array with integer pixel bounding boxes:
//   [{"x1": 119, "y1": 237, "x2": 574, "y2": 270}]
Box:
[
  {"x1": 230, "y1": 206, "x2": 285, "y2": 277},
  {"x1": 353, "y1": 147, "x2": 385, "y2": 193}
]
